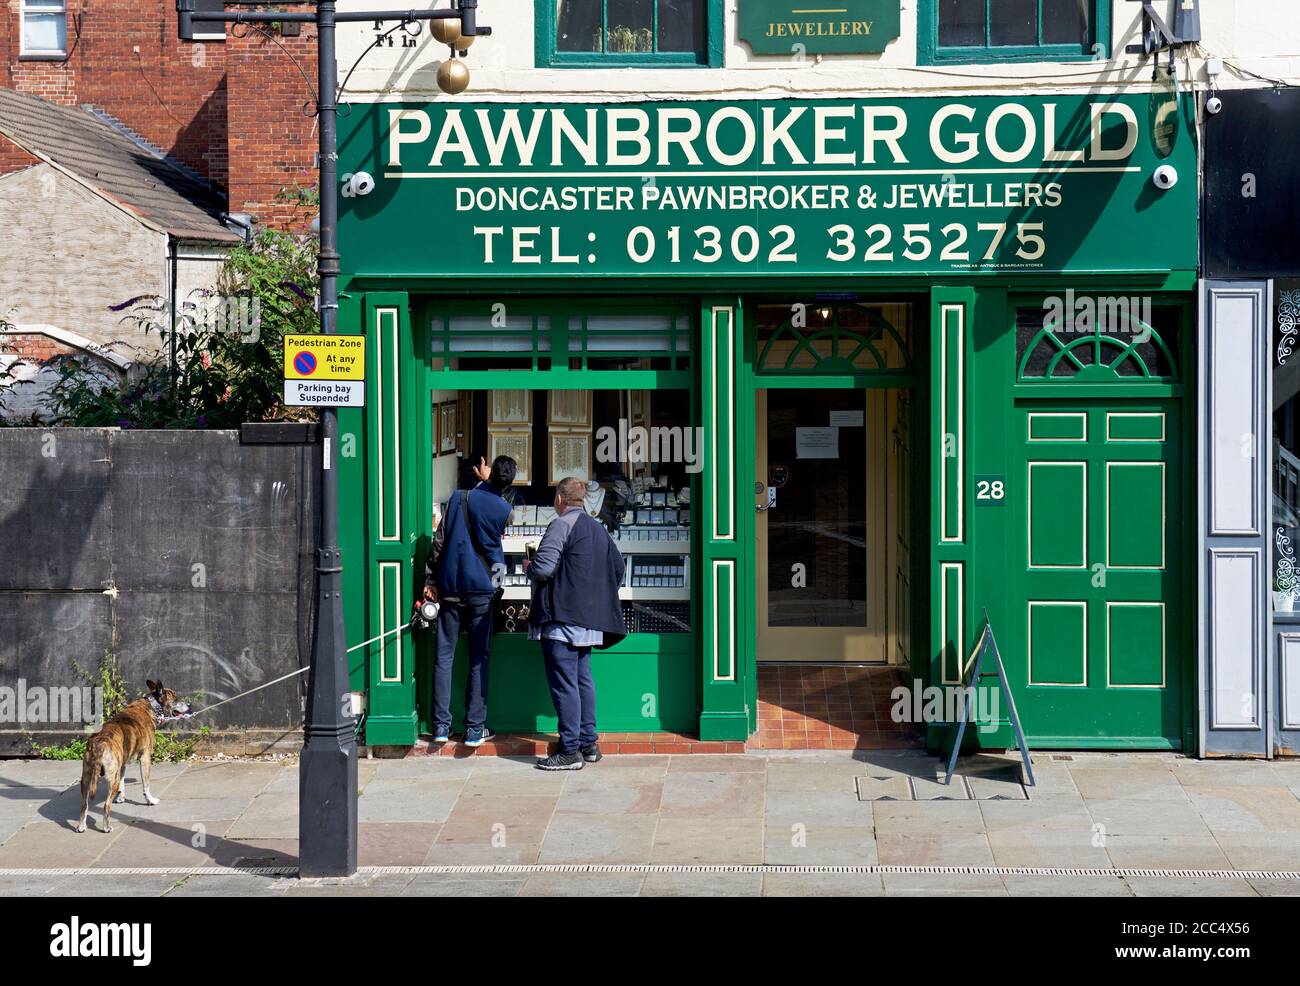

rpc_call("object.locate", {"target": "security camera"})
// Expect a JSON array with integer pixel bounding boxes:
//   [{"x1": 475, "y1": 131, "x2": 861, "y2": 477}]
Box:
[
  {"x1": 1205, "y1": 95, "x2": 1223, "y2": 115},
  {"x1": 1152, "y1": 165, "x2": 1179, "y2": 190},
  {"x1": 343, "y1": 171, "x2": 375, "y2": 197}
]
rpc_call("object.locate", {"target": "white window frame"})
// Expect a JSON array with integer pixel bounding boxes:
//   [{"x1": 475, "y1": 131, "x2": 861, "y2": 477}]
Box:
[{"x1": 19, "y1": 0, "x2": 69, "y2": 58}]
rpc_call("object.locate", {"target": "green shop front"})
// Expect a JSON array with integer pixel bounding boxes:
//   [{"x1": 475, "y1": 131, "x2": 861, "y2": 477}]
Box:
[{"x1": 336, "y1": 92, "x2": 1199, "y2": 751}]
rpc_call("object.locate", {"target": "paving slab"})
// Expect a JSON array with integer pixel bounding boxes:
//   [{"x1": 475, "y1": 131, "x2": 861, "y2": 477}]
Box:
[
  {"x1": 1126, "y1": 876, "x2": 1259, "y2": 897},
  {"x1": 767, "y1": 788, "x2": 873, "y2": 827},
  {"x1": 876, "y1": 831, "x2": 995, "y2": 866},
  {"x1": 161, "y1": 762, "x2": 282, "y2": 800},
  {"x1": 0, "y1": 816, "x2": 123, "y2": 866},
  {"x1": 978, "y1": 798, "x2": 1097, "y2": 832},
  {"x1": 283, "y1": 873, "x2": 419, "y2": 896},
  {"x1": 224, "y1": 791, "x2": 299, "y2": 840},
  {"x1": 872, "y1": 799, "x2": 986, "y2": 835},
  {"x1": 401, "y1": 873, "x2": 528, "y2": 896},
  {"x1": 666, "y1": 754, "x2": 765, "y2": 772},
  {"x1": 764, "y1": 823, "x2": 878, "y2": 865},
  {"x1": 641, "y1": 871, "x2": 764, "y2": 896},
  {"x1": 651, "y1": 816, "x2": 763, "y2": 864},
  {"x1": 1102, "y1": 835, "x2": 1233, "y2": 869},
  {"x1": 1069, "y1": 765, "x2": 1188, "y2": 802},
  {"x1": 1212, "y1": 831, "x2": 1300, "y2": 870},
  {"x1": 92, "y1": 818, "x2": 239, "y2": 867},
  {"x1": 1086, "y1": 798, "x2": 1215, "y2": 838},
  {"x1": 538, "y1": 811, "x2": 658, "y2": 864},
  {"x1": 1246, "y1": 877, "x2": 1300, "y2": 896},
  {"x1": 1003, "y1": 874, "x2": 1131, "y2": 897},
  {"x1": 357, "y1": 822, "x2": 441, "y2": 866},
  {"x1": 764, "y1": 760, "x2": 868, "y2": 793},
  {"x1": 357, "y1": 776, "x2": 466, "y2": 823},
  {"x1": 1184, "y1": 786, "x2": 1300, "y2": 833},
  {"x1": 206, "y1": 836, "x2": 298, "y2": 867},
  {"x1": 882, "y1": 872, "x2": 1007, "y2": 896},
  {"x1": 555, "y1": 775, "x2": 664, "y2": 815},
  {"x1": 518, "y1": 872, "x2": 645, "y2": 897},
  {"x1": 163, "y1": 872, "x2": 294, "y2": 897},
  {"x1": 987, "y1": 829, "x2": 1111, "y2": 868},
  {"x1": 761, "y1": 871, "x2": 885, "y2": 897},
  {"x1": 660, "y1": 770, "x2": 764, "y2": 817}
]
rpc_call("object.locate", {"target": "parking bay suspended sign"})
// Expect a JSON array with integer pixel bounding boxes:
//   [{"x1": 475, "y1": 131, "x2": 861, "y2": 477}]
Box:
[
  {"x1": 340, "y1": 94, "x2": 1197, "y2": 279},
  {"x1": 283, "y1": 333, "x2": 366, "y2": 407}
]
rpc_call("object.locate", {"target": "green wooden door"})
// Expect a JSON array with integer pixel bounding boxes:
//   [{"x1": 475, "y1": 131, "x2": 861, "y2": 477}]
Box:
[{"x1": 1007, "y1": 400, "x2": 1184, "y2": 746}]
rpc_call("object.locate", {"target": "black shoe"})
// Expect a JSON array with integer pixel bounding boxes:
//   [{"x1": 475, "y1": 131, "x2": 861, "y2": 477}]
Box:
[
  {"x1": 535, "y1": 751, "x2": 584, "y2": 771},
  {"x1": 580, "y1": 743, "x2": 602, "y2": 763}
]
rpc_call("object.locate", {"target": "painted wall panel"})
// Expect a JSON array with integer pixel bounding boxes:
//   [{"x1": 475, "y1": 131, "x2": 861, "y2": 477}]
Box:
[
  {"x1": 1200, "y1": 280, "x2": 1270, "y2": 756},
  {"x1": 1210, "y1": 550, "x2": 1261, "y2": 728}
]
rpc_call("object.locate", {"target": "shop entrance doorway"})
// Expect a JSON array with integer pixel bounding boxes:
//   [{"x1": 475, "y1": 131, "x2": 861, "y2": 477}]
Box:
[
  {"x1": 749, "y1": 299, "x2": 918, "y2": 667},
  {"x1": 755, "y1": 387, "x2": 909, "y2": 663}
]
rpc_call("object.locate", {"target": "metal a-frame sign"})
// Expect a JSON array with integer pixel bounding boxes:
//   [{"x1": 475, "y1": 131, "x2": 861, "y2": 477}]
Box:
[{"x1": 944, "y1": 608, "x2": 1035, "y2": 787}]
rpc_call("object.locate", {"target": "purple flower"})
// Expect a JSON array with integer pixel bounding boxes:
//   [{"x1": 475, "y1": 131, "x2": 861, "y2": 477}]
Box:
[
  {"x1": 114, "y1": 418, "x2": 132, "y2": 429},
  {"x1": 196, "y1": 415, "x2": 207, "y2": 428}
]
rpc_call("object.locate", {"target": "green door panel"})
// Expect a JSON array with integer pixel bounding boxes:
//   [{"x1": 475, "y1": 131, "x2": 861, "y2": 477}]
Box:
[
  {"x1": 1027, "y1": 462, "x2": 1087, "y2": 569},
  {"x1": 1008, "y1": 401, "x2": 1184, "y2": 746}
]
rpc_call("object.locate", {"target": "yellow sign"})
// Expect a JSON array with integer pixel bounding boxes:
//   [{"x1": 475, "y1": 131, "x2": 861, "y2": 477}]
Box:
[{"x1": 283, "y1": 334, "x2": 366, "y2": 381}]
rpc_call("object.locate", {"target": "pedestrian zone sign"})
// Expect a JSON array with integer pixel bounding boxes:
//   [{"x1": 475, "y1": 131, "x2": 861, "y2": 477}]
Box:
[{"x1": 283, "y1": 334, "x2": 365, "y2": 407}]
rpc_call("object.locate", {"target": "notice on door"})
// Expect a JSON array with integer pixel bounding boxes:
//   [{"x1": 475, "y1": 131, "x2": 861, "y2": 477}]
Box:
[{"x1": 796, "y1": 427, "x2": 839, "y2": 459}]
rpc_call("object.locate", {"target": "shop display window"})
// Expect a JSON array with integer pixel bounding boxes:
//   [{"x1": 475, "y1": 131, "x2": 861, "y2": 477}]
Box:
[{"x1": 431, "y1": 387, "x2": 694, "y2": 634}]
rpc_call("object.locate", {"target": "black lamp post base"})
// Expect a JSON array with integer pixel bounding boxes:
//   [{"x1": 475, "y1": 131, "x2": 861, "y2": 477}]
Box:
[{"x1": 299, "y1": 734, "x2": 358, "y2": 878}]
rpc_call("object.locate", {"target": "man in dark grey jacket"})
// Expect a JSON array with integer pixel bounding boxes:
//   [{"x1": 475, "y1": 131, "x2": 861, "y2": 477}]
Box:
[{"x1": 526, "y1": 477, "x2": 626, "y2": 770}]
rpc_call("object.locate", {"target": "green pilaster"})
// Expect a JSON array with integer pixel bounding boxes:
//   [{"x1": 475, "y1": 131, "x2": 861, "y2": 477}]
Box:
[
  {"x1": 338, "y1": 290, "x2": 367, "y2": 695},
  {"x1": 927, "y1": 286, "x2": 975, "y2": 753},
  {"x1": 698, "y1": 296, "x2": 752, "y2": 741},
  {"x1": 358, "y1": 291, "x2": 419, "y2": 745}
]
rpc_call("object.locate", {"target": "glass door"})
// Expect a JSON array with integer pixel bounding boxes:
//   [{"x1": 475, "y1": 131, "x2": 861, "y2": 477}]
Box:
[{"x1": 755, "y1": 387, "x2": 890, "y2": 662}]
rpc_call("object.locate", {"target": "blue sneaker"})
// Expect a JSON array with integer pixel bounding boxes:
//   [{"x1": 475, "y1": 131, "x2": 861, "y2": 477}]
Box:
[
  {"x1": 462, "y1": 727, "x2": 495, "y2": 748},
  {"x1": 432, "y1": 732, "x2": 450, "y2": 743}
]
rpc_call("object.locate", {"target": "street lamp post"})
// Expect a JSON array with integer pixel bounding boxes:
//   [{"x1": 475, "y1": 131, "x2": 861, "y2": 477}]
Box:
[{"x1": 177, "y1": 0, "x2": 490, "y2": 878}]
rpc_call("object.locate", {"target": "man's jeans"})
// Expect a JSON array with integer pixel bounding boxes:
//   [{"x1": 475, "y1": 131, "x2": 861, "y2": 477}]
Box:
[
  {"x1": 540, "y1": 637, "x2": 598, "y2": 754},
  {"x1": 432, "y1": 594, "x2": 494, "y2": 736}
]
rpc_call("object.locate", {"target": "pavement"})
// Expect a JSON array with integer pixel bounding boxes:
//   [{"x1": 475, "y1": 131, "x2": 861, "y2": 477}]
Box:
[{"x1": 2, "y1": 750, "x2": 1300, "y2": 896}]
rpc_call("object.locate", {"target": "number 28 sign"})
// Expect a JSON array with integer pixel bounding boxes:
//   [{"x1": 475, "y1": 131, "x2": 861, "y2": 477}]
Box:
[{"x1": 975, "y1": 475, "x2": 1006, "y2": 505}]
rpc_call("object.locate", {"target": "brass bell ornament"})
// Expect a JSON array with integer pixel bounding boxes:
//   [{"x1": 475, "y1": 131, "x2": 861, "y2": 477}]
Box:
[{"x1": 436, "y1": 57, "x2": 470, "y2": 95}]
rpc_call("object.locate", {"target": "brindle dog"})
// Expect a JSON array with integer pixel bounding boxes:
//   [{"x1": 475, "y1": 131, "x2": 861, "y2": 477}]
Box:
[{"x1": 76, "y1": 679, "x2": 191, "y2": 833}]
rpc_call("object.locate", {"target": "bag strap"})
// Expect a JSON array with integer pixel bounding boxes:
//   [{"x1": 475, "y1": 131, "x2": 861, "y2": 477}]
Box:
[{"x1": 460, "y1": 489, "x2": 497, "y2": 583}]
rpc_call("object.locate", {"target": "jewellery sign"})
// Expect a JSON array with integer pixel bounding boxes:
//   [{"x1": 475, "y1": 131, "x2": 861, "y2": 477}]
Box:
[
  {"x1": 738, "y1": 0, "x2": 901, "y2": 55},
  {"x1": 339, "y1": 94, "x2": 1196, "y2": 279}
]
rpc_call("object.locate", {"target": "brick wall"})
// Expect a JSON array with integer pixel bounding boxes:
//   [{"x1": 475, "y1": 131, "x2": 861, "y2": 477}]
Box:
[
  {"x1": 227, "y1": 18, "x2": 318, "y2": 233},
  {"x1": 1, "y1": 1, "x2": 230, "y2": 189},
  {"x1": 1, "y1": 3, "x2": 319, "y2": 232},
  {"x1": 0, "y1": 132, "x2": 37, "y2": 176}
]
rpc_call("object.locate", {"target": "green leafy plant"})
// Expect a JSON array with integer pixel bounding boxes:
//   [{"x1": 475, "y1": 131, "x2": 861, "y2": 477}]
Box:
[
  {"x1": 21, "y1": 224, "x2": 319, "y2": 429},
  {"x1": 29, "y1": 651, "x2": 207, "y2": 762}
]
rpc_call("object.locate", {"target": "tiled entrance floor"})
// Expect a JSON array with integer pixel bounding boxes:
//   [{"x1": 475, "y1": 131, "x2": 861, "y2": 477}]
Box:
[
  {"x1": 408, "y1": 733, "x2": 745, "y2": 757},
  {"x1": 402, "y1": 664, "x2": 920, "y2": 757},
  {"x1": 750, "y1": 663, "x2": 924, "y2": 750}
]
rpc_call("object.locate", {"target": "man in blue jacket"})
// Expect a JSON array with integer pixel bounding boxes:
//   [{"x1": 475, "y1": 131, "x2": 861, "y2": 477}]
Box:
[
  {"x1": 423, "y1": 455, "x2": 515, "y2": 745},
  {"x1": 527, "y1": 477, "x2": 626, "y2": 770}
]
